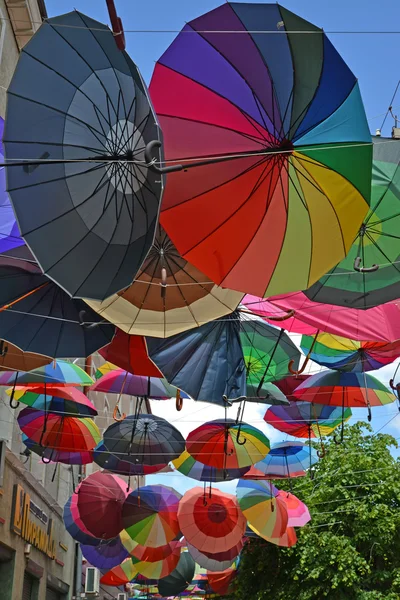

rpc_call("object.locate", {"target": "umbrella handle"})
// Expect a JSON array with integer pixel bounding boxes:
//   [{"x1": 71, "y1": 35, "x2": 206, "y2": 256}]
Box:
[
  {"x1": 9, "y1": 395, "x2": 19, "y2": 410},
  {"x1": 145, "y1": 140, "x2": 184, "y2": 174},
  {"x1": 160, "y1": 267, "x2": 167, "y2": 299},
  {"x1": 317, "y1": 446, "x2": 326, "y2": 459},
  {"x1": 42, "y1": 454, "x2": 51, "y2": 464},
  {"x1": 353, "y1": 256, "x2": 379, "y2": 273},
  {"x1": 288, "y1": 356, "x2": 309, "y2": 375},
  {"x1": 176, "y1": 389, "x2": 183, "y2": 411},
  {"x1": 113, "y1": 403, "x2": 126, "y2": 422},
  {"x1": 266, "y1": 309, "x2": 295, "y2": 322},
  {"x1": 0, "y1": 340, "x2": 8, "y2": 357}
]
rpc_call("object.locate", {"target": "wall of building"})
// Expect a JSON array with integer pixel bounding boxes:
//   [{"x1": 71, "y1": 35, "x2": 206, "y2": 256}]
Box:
[{"x1": 0, "y1": 450, "x2": 75, "y2": 600}]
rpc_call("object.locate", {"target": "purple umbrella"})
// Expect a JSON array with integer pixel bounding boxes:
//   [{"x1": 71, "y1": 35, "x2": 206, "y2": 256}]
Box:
[
  {"x1": 0, "y1": 117, "x2": 23, "y2": 254},
  {"x1": 81, "y1": 537, "x2": 129, "y2": 570},
  {"x1": 90, "y1": 370, "x2": 190, "y2": 399}
]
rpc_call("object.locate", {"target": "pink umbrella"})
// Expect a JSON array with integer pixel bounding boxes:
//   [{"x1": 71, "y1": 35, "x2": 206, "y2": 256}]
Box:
[
  {"x1": 277, "y1": 491, "x2": 311, "y2": 527},
  {"x1": 242, "y1": 295, "x2": 317, "y2": 335},
  {"x1": 267, "y1": 293, "x2": 400, "y2": 342}
]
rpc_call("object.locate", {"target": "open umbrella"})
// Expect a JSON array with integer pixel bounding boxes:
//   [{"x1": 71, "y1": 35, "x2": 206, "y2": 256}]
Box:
[
  {"x1": 122, "y1": 485, "x2": 181, "y2": 548},
  {"x1": 93, "y1": 441, "x2": 167, "y2": 477},
  {"x1": 242, "y1": 295, "x2": 317, "y2": 335},
  {"x1": 300, "y1": 332, "x2": 400, "y2": 373},
  {"x1": 177, "y1": 487, "x2": 246, "y2": 554},
  {"x1": 207, "y1": 567, "x2": 237, "y2": 596},
  {"x1": 18, "y1": 408, "x2": 100, "y2": 452},
  {"x1": 8, "y1": 385, "x2": 97, "y2": 417},
  {"x1": 172, "y1": 450, "x2": 250, "y2": 482},
  {"x1": 186, "y1": 419, "x2": 270, "y2": 470},
  {"x1": 100, "y1": 557, "x2": 137, "y2": 586},
  {"x1": 86, "y1": 225, "x2": 244, "y2": 337},
  {"x1": 147, "y1": 311, "x2": 299, "y2": 405},
  {"x1": 63, "y1": 497, "x2": 103, "y2": 546},
  {"x1": 236, "y1": 480, "x2": 288, "y2": 540},
  {"x1": 149, "y1": 2, "x2": 371, "y2": 299},
  {"x1": 293, "y1": 370, "x2": 396, "y2": 422},
  {"x1": 4, "y1": 360, "x2": 94, "y2": 386},
  {"x1": 91, "y1": 369, "x2": 187, "y2": 399},
  {"x1": 0, "y1": 340, "x2": 51, "y2": 373},
  {"x1": 278, "y1": 491, "x2": 311, "y2": 528},
  {"x1": 81, "y1": 537, "x2": 129, "y2": 570},
  {"x1": 304, "y1": 136, "x2": 400, "y2": 308},
  {"x1": 255, "y1": 441, "x2": 319, "y2": 479},
  {"x1": 119, "y1": 532, "x2": 183, "y2": 578},
  {"x1": 0, "y1": 256, "x2": 114, "y2": 357},
  {"x1": 5, "y1": 11, "x2": 164, "y2": 301},
  {"x1": 186, "y1": 541, "x2": 240, "y2": 572},
  {"x1": 103, "y1": 414, "x2": 185, "y2": 467},
  {"x1": 74, "y1": 472, "x2": 127, "y2": 540},
  {"x1": 158, "y1": 551, "x2": 196, "y2": 597},
  {"x1": 22, "y1": 434, "x2": 93, "y2": 465},
  {"x1": 99, "y1": 330, "x2": 163, "y2": 377}
]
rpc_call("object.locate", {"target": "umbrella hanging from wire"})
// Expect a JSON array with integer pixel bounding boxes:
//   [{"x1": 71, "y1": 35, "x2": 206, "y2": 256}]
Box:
[
  {"x1": 149, "y1": 2, "x2": 371, "y2": 299},
  {"x1": 303, "y1": 136, "x2": 400, "y2": 309},
  {"x1": 119, "y1": 532, "x2": 184, "y2": 578},
  {"x1": 85, "y1": 225, "x2": 244, "y2": 337},
  {"x1": 63, "y1": 497, "x2": 103, "y2": 546},
  {"x1": 93, "y1": 441, "x2": 168, "y2": 477},
  {"x1": 99, "y1": 329, "x2": 163, "y2": 376},
  {"x1": 0, "y1": 340, "x2": 51, "y2": 373},
  {"x1": 158, "y1": 551, "x2": 196, "y2": 597},
  {"x1": 186, "y1": 541, "x2": 241, "y2": 572},
  {"x1": 22, "y1": 434, "x2": 93, "y2": 466},
  {"x1": 236, "y1": 480, "x2": 288, "y2": 541},
  {"x1": 254, "y1": 441, "x2": 319, "y2": 481},
  {"x1": 172, "y1": 450, "x2": 250, "y2": 482},
  {"x1": 4, "y1": 11, "x2": 164, "y2": 301},
  {"x1": 8, "y1": 385, "x2": 97, "y2": 417},
  {"x1": 80, "y1": 536, "x2": 129, "y2": 571}
]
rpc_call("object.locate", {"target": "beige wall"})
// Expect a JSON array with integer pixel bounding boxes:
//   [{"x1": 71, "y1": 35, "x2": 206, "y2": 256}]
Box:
[{"x1": 0, "y1": 0, "x2": 19, "y2": 118}]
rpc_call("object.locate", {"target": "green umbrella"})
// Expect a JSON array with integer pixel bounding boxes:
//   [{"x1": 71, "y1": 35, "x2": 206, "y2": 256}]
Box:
[{"x1": 304, "y1": 136, "x2": 400, "y2": 309}]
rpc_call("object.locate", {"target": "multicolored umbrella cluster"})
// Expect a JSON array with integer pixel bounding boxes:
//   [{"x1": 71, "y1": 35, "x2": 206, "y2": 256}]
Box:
[{"x1": 1, "y1": 2, "x2": 400, "y2": 598}]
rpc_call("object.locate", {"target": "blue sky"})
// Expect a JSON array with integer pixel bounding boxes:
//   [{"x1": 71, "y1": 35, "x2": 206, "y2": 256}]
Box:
[{"x1": 45, "y1": 0, "x2": 400, "y2": 492}]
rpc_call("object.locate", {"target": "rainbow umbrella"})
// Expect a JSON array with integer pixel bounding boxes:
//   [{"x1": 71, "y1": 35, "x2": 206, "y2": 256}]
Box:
[
  {"x1": 178, "y1": 487, "x2": 246, "y2": 554},
  {"x1": 17, "y1": 408, "x2": 100, "y2": 452},
  {"x1": 236, "y1": 480, "x2": 288, "y2": 540},
  {"x1": 120, "y1": 532, "x2": 183, "y2": 578},
  {"x1": 186, "y1": 419, "x2": 270, "y2": 470},
  {"x1": 264, "y1": 401, "x2": 352, "y2": 439},
  {"x1": 293, "y1": 370, "x2": 396, "y2": 421},
  {"x1": 22, "y1": 434, "x2": 93, "y2": 465},
  {"x1": 100, "y1": 558, "x2": 137, "y2": 586},
  {"x1": 0, "y1": 360, "x2": 93, "y2": 387},
  {"x1": 80, "y1": 537, "x2": 129, "y2": 570},
  {"x1": 301, "y1": 333, "x2": 400, "y2": 373},
  {"x1": 91, "y1": 369, "x2": 188, "y2": 399},
  {"x1": 7, "y1": 385, "x2": 97, "y2": 417},
  {"x1": 259, "y1": 526, "x2": 298, "y2": 548},
  {"x1": 93, "y1": 442, "x2": 167, "y2": 477},
  {"x1": 172, "y1": 450, "x2": 250, "y2": 482},
  {"x1": 150, "y1": 3, "x2": 371, "y2": 298},
  {"x1": 95, "y1": 361, "x2": 118, "y2": 380},
  {"x1": 121, "y1": 485, "x2": 181, "y2": 548},
  {"x1": 255, "y1": 441, "x2": 319, "y2": 479}
]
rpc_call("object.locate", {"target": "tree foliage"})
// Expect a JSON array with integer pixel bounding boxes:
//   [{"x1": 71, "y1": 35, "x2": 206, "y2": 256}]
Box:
[{"x1": 234, "y1": 423, "x2": 400, "y2": 600}]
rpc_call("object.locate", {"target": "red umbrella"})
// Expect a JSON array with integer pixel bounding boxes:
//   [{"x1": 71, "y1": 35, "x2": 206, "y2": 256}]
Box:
[
  {"x1": 99, "y1": 329, "x2": 162, "y2": 377},
  {"x1": 208, "y1": 567, "x2": 237, "y2": 595},
  {"x1": 74, "y1": 472, "x2": 127, "y2": 540},
  {"x1": 178, "y1": 487, "x2": 246, "y2": 554},
  {"x1": 274, "y1": 375, "x2": 311, "y2": 400}
]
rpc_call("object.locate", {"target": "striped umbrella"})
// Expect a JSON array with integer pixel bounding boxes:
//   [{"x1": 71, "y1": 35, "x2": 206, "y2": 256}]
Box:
[
  {"x1": 186, "y1": 541, "x2": 239, "y2": 572},
  {"x1": 255, "y1": 441, "x2": 319, "y2": 479},
  {"x1": 95, "y1": 361, "x2": 118, "y2": 380},
  {"x1": 178, "y1": 487, "x2": 246, "y2": 554},
  {"x1": 17, "y1": 408, "x2": 100, "y2": 452},
  {"x1": 265, "y1": 401, "x2": 352, "y2": 439},
  {"x1": 172, "y1": 450, "x2": 250, "y2": 482},
  {"x1": 120, "y1": 531, "x2": 183, "y2": 578},
  {"x1": 0, "y1": 360, "x2": 94, "y2": 386},
  {"x1": 22, "y1": 434, "x2": 93, "y2": 465},
  {"x1": 8, "y1": 385, "x2": 97, "y2": 417},
  {"x1": 90, "y1": 369, "x2": 188, "y2": 399},
  {"x1": 186, "y1": 419, "x2": 270, "y2": 470},
  {"x1": 236, "y1": 480, "x2": 288, "y2": 541},
  {"x1": 100, "y1": 558, "x2": 137, "y2": 586},
  {"x1": 122, "y1": 485, "x2": 181, "y2": 548}
]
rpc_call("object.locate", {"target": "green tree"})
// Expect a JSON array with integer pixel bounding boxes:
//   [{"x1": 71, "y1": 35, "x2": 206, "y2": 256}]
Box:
[{"x1": 235, "y1": 423, "x2": 400, "y2": 600}]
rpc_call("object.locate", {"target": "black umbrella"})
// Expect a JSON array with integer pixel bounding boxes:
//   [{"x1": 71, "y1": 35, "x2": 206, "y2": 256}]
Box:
[
  {"x1": 102, "y1": 413, "x2": 185, "y2": 467},
  {"x1": 158, "y1": 552, "x2": 195, "y2": 597},
  {"x1": 4, "y1": 11, "x2": 164, "y2": 301},
  {"x1": 0, "y1": 255, "x2": 114, "y2": 357}
]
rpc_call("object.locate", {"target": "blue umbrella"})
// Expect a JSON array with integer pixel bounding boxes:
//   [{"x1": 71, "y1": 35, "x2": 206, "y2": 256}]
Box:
[{"x1": 255, "y1": 441, "x2": 319, "y2": 478}]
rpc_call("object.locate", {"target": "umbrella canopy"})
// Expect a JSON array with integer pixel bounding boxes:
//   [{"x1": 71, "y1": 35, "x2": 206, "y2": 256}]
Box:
[
  {"x1": 5, "y1": 11, "x2": 164, "y2": 301},
  {"x1": 242, "y1": 295, "x2": 318, "y2": 335},
  {"x1": 74, "y1": 472, "x2": 127, "y2": 540},
  {"x1": 0, "y1": 257, "x2": 114, "y2": 358},
  {"x1": 63, "y1": 497, "x2": 103, "y2": 546},
  {"x1": 86, "y1": 225, "x2": 244, "y2": 337},
  {"x1": 178, "y1": 487, "x2": 246, "y2": 553},
  {"x1": 304, "y1": 136, "x2": 400, "y2": 309},
  {"x1": 172, "y1": 450, "x2": 250, "y2": 482},
  {"x1": 207, "y1": 568, "x2": 237, "y2": 596},
  {"x1": 255, "y1": 441, "x2": 319, "y2": 478},
  {"x1": 8, "y1": 385, "x2": 97, "y2": 417},
  {"x1": 301, "y1": 332, "x2": 400, "y2": 373},
  {"x1": 81, "y1": 537, "x2": 129, "y2": 570},
  {"x1": 261, "y1": 526, "x2": 298, "y2": 548},
  {"x1": 274, "y1": 375, "x2": 311, "y2": 399},
  {"x1": 3, "y1": 360, "x2": 94, "y2": 386},
  {"x1": 236, "y1": 480, "x2": 288, "y2": 540},
  {"x1": 91, "y1": 370, "x2": 188, "y2": 399},
  {"x1": 158, "y1": 551, "x2": 196, "y2": 597},
  {"x1": 186, "y1": 541, "x2": 239, "y2": 572},
  {"x1": 100, "y1": 557, "x2": 137, "y2": 586},
  {"x1": 95, "y1": 361, "x2": 118, "y2": 380},
  {"x1": 150, "y1": 3, "x2": 371, "y2": 299},
  {"x1": 22, "y1": 434, "x2": 93, "y2": 465},
  {"x1": 293, "y1": 370, "x2": 396, "y2": 411},
  {"x1": 99, "y1": 330, "x2": 163, "y2": 377},
  {"x1": 267, "y1": 292, "x2": 400, "y2": 343},
  {"x1": 147, "y1": 312, "x2": 300, "y2": 405},
  {"x1": 278, "y1": 491, "x2": 311, "y2": 527},
  {"x1": 265, "y1": 400, "x2": 352, "y2": 438},
  {"x1": 93, "y1": 441, "x2": 167, "y2": 477},
  {"x1": 18, "y1": 408, "x2": 100, "y2": 452},
  {"x1": 122, "y1": 485, "x2": 181, "y2": 548},
  {"x1": 0, "y1": 340, "x2": 51, "y2": 373},
  {"x1": 103, "y1": 414, "x2": 185, "y2": 466},
  {"x1": 119, "y1": 532, "x2": 183, "y2": 578},
  {"x1": 186, "y1": 419, "x2": 270, "y2": 470}
]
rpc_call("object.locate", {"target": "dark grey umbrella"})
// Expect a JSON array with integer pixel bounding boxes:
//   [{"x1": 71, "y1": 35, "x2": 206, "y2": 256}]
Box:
[
  {"x1": 4, "y1": 11, "x2": 164, "y2": 301},
  {"x1": 158, "y1": 552, "x2": 195, "y2": 597},
  {"x1": 0, "y1": 255, "x2": 114, "y2": 357}
]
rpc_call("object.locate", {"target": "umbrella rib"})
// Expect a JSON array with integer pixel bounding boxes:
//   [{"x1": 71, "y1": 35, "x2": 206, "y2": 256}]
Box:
[
  {"x1": 3, "y1": 139, "x2": 110, "y2": 156},
  {"x1": 7, "y1": 161, "x2": 106, "y2": 194}
]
